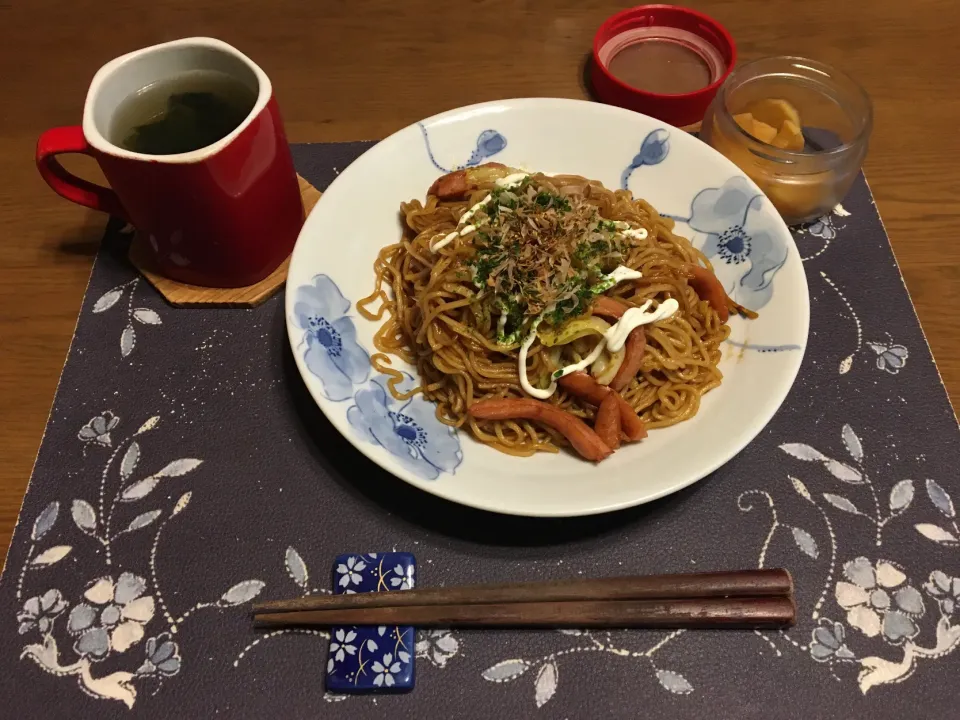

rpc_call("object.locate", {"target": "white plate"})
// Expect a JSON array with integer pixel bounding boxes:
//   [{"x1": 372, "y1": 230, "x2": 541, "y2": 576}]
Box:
[{"x1": 285, "y1": 98, "x2": 809, "y2": 517}]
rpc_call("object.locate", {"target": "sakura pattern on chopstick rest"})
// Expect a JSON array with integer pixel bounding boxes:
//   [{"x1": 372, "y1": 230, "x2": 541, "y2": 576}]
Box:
[{"x1": 326, "y1": 552, "x2": 416, "y2": 694}]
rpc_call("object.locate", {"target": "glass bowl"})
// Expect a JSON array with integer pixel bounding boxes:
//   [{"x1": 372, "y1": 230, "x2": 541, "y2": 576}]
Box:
[{"x1": 701, "y1": 56, "x2": 872, "y2": 225}]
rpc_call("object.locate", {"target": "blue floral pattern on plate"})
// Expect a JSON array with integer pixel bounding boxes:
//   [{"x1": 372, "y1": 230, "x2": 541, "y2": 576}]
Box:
[
  {"x1": 620, "y1": 128, "x2": 670, "y2": 190},
  {"x1": 292, "y1": 275, "x2": 370, "y2": 402},
  {"x1": 419, "y1": 124, "x2": 507, "y2": 173},
  {"x1": 465, "y1": 129, "x2": 507, "y2": 167},
  {"x1": 725, "y1": 339, "x2": 803, "y2": 353},
  {"x1": 347, "y1": 373, "x2": 462, "y2": 481},
  {"x1": 683, "y1": 176, "x2": 789, "y2": 311},
  {"x1": 326, "y1": 552, "x2": 416, "y2": 693}
]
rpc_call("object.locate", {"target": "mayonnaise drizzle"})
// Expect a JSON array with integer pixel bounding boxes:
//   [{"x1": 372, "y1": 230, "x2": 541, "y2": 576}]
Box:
[
  {"x1": 526, "y1": 295, "x2": 679, "y2": 392},
  {"x1": 516, "y1": 265, "x2": 659, "y2": 396},
  {"x1": 604, "y1": 266, "x2": 643, "y2": 285},
  {"x1": 604, "y1": 299, "x2": 679, "y2": 353},
  {"x1": 432, "y1": 224, "x2": 476, "y2": 252},
  {"x1": 549, "y1": 340, "x2": 608, "y2": 383},
  {"x1": 609, "y1": 220, "x2": 649, "y2": 241},
  {"x1": 459, "y1": 196, "x2": 491, "y2": 225},
  {"x1": 518, "y1": 318, "x2": 557, "y2": 399}
]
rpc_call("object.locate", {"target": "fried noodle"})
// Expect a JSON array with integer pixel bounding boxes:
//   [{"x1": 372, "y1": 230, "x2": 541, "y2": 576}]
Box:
[{"x1": 357, "y1": 169, "x2": 734, "y2": 458}]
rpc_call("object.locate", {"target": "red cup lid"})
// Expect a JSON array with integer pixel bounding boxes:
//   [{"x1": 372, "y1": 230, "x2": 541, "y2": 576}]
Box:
[{"x1": 591, "y1": 5, "x2": 737, "y2": 126}]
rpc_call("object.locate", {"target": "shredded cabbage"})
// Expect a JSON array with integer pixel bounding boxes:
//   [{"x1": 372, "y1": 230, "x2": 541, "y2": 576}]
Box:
[
  {"x1": 591, "y1": 347, "x2": 626, "y2": 386},
  {"x1": 537, "y1": 316, "x2": 610, "y2": 347}
]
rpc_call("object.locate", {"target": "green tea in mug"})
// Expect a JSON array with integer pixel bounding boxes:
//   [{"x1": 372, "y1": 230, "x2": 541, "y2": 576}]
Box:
[{"x1": 110, "y1": 69, "x2": 257, "y2": 155}]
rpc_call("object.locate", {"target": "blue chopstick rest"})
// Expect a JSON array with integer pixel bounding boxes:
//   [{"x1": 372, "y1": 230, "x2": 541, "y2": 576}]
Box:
[{"x1": 325, "y1": 552, "x2": 416, "y2": 693}]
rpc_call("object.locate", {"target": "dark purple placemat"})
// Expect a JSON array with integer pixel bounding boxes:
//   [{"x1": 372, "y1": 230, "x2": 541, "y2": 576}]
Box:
[{"x1": 2, "y1": 142, "x2": 959, "y2": 719}]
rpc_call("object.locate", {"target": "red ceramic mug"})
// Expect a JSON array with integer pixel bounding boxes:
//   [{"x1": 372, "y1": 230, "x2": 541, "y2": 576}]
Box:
[{"x1": 37, "y1": 37, "x2": 304, "y2": 288}]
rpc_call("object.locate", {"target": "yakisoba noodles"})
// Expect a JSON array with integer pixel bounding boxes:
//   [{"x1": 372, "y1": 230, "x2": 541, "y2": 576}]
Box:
[{"x1": 357, "y1": 163, "x2": 754, "y2": 462}]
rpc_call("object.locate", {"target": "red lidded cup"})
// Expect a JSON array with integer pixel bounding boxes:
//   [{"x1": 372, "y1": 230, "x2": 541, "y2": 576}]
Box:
[{"x1": 591, "y1": 5, "x2": 737, "y2": 127}]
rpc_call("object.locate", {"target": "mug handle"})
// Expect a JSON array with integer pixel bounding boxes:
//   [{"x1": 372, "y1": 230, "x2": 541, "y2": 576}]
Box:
[{"x1": 36, "y1": 126, "x2": 129, "y2": 221}]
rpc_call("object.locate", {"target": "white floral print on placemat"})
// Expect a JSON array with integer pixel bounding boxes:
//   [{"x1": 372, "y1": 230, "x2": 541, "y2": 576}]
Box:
[
  {"x1": 416, "y1": 629, "x2": 459, "y2": 668},
  {"x1": 479, "y1": 424, "x2": 960, "y2": 709},
  {"x1": 867, "y1": 339, "x2": 909, "y2": 375},
  {"x1": 16, "y1": 412, "x2": 265, "y2": 708},
  {"x1": 745, "y1": 424, "x2": 960, "y2": 693},
  {"x1": 78, "y1": 411, "x2": 120, "y2": 448},
  {"x1": 818, "y1": 272, "x2": 910, "y2": 377},
  {"x1": 790, "y1": 205, "x2": 911, "y2": 377},
  {"x1": 91, "y1": 279, "x2": 162, "y2": 359},
  {"x1": 795, "y1": 203, "x2": 851, "y2": 262},
  {"x1": 481, "y1": 628, "x2": 692, "y2": 709}
]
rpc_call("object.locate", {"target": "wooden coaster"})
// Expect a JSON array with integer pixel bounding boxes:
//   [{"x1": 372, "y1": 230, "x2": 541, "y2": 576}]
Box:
[{"x1": 129, "y1": 174, "x2": 322, "y2": 308}]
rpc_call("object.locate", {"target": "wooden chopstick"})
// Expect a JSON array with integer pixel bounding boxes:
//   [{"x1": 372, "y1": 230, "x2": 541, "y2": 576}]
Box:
[
  {"x1": 252, "y1": 569, "x2": 792, "y2": 615},
  {"x1": 253, "y1": 596, "x2": 795, "y2": 630},
  {"x1": 251, "y1": 570, "x2": 795, "y2": 630}
]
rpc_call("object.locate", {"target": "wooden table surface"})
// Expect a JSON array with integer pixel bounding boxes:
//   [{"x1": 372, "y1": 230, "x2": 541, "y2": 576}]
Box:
[{"x1": 1, "y1": 0, "x2": 958, "y2": 560}]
